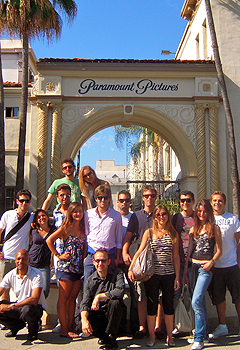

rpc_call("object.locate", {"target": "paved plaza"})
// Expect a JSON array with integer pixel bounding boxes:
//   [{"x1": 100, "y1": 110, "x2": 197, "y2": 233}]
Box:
[{"x1": 0, "y1": 327, "x2": 239, "y2": 350}]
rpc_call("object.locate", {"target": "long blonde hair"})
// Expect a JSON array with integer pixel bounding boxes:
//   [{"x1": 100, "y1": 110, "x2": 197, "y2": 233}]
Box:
[
  {"x1": 62, "y1": 202, "x2": 85, "y2": 233},
  {"x1": 193, "y1": 199, "x2": 215, "y2": 239},
  {"x1": 152, "y1": 204, "x2": 177, "y2": 243},
  {"x1": 79, "y1": 165, "x2": 104, "y2": 197}
]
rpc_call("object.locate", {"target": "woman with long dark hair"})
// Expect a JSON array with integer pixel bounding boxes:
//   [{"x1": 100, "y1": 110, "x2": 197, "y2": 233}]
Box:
[
  {"x1": 47, "y1": 202, "x2": 87, "y2": 338},
  {"x1": 128, "y1": 205, "x2": 180, "y2": 347},
  {"x1": 183, "y1": 199, "x2": 222, "y2": 350},
  {"x1": 79, "y1": 165, "x2": 109, "y2": 210},
  {"x1": 29, "y1": 209, "x2": 55, "y2": 298}
]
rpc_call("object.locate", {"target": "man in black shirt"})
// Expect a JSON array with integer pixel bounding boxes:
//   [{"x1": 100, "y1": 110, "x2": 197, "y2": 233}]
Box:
[{"x1": 81, "y1": 248, "x2": 125, "y2": 350}]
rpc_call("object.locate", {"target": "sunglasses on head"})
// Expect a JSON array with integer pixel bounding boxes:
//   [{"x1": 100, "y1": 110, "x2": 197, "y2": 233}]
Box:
[
  {"x1": 83, "y1": 171, "x2": 93, "y2": 178},
  {"x1": 155, "y1": 212, "x2": 168, "y2": 217},
  {"x1": 96, "y1": 196, "x2": 109, "y2": 201},
  {"x1": 180, "y1": 198, "x2": 192, "y2": 203},
  {"x1": 143, "y1": 194, "x2": 156, "y2": 199},
  {"x1": 59, "y1": 193, "x2": 71, "y2": 198},
  {"x1": 62, "y1": 165, "x2": 73, "y2": 170},
  {"x1": 118, "y1": 198, "x2": 131, "y2": 203},
  {"x1": 18, "y1": 199, "x2": 30, "y2": 203}
]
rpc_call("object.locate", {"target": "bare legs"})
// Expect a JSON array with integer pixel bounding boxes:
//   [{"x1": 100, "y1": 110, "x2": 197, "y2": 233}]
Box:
[
  {"x1": 216, "y1": 300, "x2": 240, "y2": 325},
  {"x1": 138, "y1": 299, "x2": 147, "y2": 332},
  {"x1": 58, "y1": 279, "x2": 81, "y2": 337},
  {"x1": 165, "y1": 314, "x2": 174, "y2": 343}
]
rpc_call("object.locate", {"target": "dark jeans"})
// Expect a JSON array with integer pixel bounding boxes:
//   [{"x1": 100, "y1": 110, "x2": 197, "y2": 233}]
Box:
[
  {"x1": 89, "y1": 299, "x2": 125, "y2": 340},
  {"x1": 0, "y1": 301, "x2": 43, "y2": 336},
  {"x1": 118, "y1": 262, "x2": 139, "y2": 332}
]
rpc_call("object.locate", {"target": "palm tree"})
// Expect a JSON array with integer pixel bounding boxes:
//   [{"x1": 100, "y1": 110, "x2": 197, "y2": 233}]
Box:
[
  {"x1": 204, "y1": 0, "x2": 240, "y2": 217},
  {"x1": 0, "y1": 0, "x2": 77, "y2": 194},
  {"x1": 0, "y1": 40, "x2": 5, "y2": 215}
]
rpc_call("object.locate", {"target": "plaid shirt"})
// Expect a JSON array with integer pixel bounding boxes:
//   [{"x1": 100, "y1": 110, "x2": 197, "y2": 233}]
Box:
[{"x1": 53, "y1": 205, "x2": 65, "y2": 228}]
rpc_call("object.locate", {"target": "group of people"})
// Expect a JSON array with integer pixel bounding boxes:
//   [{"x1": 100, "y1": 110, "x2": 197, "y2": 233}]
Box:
[{"x1": 0, "y1": 157, "x2": 239, "y2": 350}]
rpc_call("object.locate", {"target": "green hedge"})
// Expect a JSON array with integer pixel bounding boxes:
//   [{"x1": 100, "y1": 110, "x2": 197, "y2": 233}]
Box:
[{"x1": 155, "y1": 199, "x2": 180, "y2": 216}]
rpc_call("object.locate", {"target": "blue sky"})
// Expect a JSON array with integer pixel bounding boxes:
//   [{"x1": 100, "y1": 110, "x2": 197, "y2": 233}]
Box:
[{"x1": 30, "y1": 0, "x2": 187, "y2": 169}]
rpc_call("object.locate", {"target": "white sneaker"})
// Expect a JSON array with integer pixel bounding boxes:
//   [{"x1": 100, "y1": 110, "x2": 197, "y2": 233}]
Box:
[
  {"x1": 52, "y1": 322, "x2": 61, "y2": 333},
  {"x1": 191, "y1": 341, "x2": 204, "y2": 350},
  {"x1": 188, "y1": 338, "x2": 209, "y2": 344},
  {"x1": 208, "y1": 324, "x2": 228, "y2": 339},
  {"x1": 172, "y1": 327, "x2": 180, "y2": 335}
]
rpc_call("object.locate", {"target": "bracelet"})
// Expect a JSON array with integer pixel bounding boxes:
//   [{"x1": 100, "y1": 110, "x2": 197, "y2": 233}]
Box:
[
  {"x1": 55, "y1": 253, "x2": 60, "y2": 258},
  {"x1": 11, "y1": 303, "x2": 15, "y2": 310},
  {"x1": 128, "y1": 269, "x2": 133, "y2": 272},
  {"x1": 211, "y1": 258, "x2": 216, "y2": 265}
]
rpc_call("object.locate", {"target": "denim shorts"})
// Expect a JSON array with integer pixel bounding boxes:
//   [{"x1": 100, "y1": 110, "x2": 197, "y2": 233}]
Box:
[{"x1": 56, "y1": 270, "x2": 82, "y2": 282}]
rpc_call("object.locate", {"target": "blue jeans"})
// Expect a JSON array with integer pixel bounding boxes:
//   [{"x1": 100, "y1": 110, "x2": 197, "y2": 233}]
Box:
[
  {"x1": 192, "y1": 267, "x2": 213, "y2": 342},
  {"x1": 37, "y1": 266, "x2": 50, "y2": 298}
]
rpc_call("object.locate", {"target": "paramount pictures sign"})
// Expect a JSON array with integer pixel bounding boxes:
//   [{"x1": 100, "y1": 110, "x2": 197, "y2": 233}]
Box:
[{"x1": 78, "y1": 78, "x2": 182, "y2": 97}]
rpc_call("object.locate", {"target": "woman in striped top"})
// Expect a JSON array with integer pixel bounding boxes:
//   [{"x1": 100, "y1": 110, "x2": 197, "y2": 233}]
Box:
[{"x1": 128, "y1": 205, "x2": 180, "y2": 347}]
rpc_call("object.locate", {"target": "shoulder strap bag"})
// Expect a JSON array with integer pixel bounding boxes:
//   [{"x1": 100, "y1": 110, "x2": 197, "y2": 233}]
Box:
[{"x1": 131, "y1": 228, "x2": 154, "y2": 282}]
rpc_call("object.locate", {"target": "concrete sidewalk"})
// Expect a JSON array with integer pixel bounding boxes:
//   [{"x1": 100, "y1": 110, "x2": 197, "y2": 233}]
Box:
[{"x1": 0, "y1": 327, "x2": 239, "y2": 350}]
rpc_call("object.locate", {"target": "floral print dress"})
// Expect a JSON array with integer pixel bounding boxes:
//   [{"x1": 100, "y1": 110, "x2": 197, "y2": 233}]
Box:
[{"x1": 57, "y1": 235, "x2": 85, "y2": 276}]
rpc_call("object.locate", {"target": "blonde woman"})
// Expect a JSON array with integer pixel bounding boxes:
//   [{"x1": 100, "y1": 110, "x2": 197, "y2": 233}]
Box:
[
  {"x1": 79, "y1": 165, "x2": 109, "y2": 210},
  {"x1": 128, "y1": 205, "x2": 180, "y2": 347},
  {"x1": 47, "y1": 202, "x2": 87, "y2": 338}
]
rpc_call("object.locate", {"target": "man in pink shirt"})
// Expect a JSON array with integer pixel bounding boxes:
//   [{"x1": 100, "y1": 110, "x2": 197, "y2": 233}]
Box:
[{"x1": 84, "y1": 185, "x2": 122, "y2": 284}]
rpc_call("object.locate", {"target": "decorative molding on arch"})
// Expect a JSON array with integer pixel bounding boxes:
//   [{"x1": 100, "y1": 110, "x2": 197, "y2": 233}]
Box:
[{"x1": 61, "y1": 104, "x2": 197, "y2": 179}]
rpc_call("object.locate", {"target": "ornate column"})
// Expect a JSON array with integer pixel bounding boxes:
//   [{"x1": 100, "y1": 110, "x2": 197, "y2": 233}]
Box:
[
  {"x1": 51, "y1": 102, "x2": 62, "y2": 182},
  {"x1": 36, "y1": 101, "x2": 49, "y2": 208},
  {"x1": 195, "y1": 104, "x2": 207, "y2": 200},
  {"x1": 208, "y1": 103, "x2": 220, "y2": 193}
]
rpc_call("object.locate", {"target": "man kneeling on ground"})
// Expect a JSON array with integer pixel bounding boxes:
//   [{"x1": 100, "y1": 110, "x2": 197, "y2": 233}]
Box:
[
  {"x1": 0, "y1": 249, "x2": 46, "y2": 341},
  {"x1": 81, "y1": 248, "x2": 125, "y2": 350}
]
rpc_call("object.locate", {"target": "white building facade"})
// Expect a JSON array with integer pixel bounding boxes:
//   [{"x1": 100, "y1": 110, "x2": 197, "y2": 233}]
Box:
[{"x1": 3, "y1": 0, "x2": 240, "y2": 213}]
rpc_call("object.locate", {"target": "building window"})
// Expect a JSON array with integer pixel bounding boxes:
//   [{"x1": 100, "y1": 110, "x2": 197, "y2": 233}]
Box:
[
  {"x1": 196, "y1": 34, "x2": 200, "y2": 60},
  {"x1": 5, "y1": 107, "x2": 19, "y2": 118},
  {"x1": 5, "y1": 187, "x2": 15, "y2": 210}
]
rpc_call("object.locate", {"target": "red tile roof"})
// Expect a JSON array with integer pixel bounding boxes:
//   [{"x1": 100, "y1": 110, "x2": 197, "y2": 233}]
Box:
[
  {"x1": 3, "y1": 81, "x2": 34, "y2": 87},
  {"x1": 38, "y1": 58, "x2": 215, "y2": 65}
]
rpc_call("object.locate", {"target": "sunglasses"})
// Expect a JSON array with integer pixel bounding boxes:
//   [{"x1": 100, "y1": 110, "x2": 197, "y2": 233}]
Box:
[
  {"x1": 94, "y1": 259, "x2": 108, "y2": 264},
  {"x1": 62, "y1": 165, "x2": 73, "y2": 170},
  {"x1": 18, "y1": 199, "x2": 30, "y2": 203},
  {"x1": 59, "y1": 193, "x2": 71, "y2": 198},
  {"x1": 96, "y1": 196, "x2": 109, "y2": 201},
  {"x1": 180, "y1": 198, "x2": 192, "y2": 203},
  {"x1": 83, "y1": 171, "x2": 93, "y2": 178},
  {"x1": 143, "y1": 194, "x2": 156, "y2": 199},
  {"x1": 118, "y1": 198, "x2": 131, "y2": 203},
  {"x1": 155, "y1": 212, "x2": 168, "y2": 217}
]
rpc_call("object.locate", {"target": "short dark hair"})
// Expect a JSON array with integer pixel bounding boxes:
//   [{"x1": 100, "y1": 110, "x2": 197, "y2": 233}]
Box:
[
  {"x1": 180, "y1": 190, "x2": 195, "y2": 201},
  {"x1": 118, "y1": 190, "x2": 131, "y2": 200},
  {"x1": 16, "y1": 189, "x2": 32, "y2": 200},
  {"x1": 94, "y1": 248, "x2": 109, "y2": 259},
  {"x1": 61, "y1": 158, "x2": 75, "y2": 167},
  {"x1": 56, "y1": 184, "x2": 71, "y2": 195},
  {"x1": 142, "y1": 185, "x2": 157, "y2": 196},
  {"x1": 94, "y1": 184, "x2": 111, "y2": 198}
]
